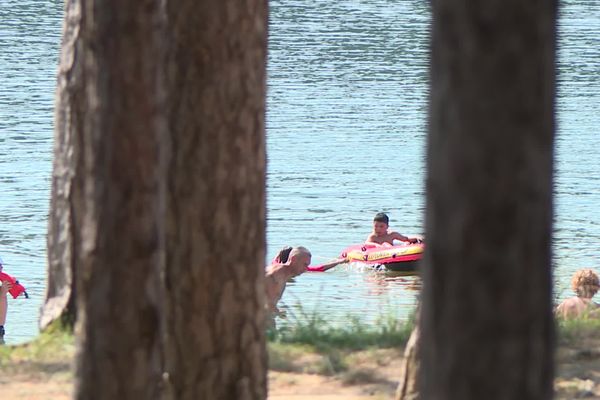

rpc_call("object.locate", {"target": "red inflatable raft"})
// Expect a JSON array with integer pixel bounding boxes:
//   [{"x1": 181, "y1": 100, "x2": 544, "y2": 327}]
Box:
[
  {"x1": 0, "y1": 272, "x2": 28, "y2": 299},
  {"x1": 341, "y1": 242, "x2": 424, "y2": 272}
]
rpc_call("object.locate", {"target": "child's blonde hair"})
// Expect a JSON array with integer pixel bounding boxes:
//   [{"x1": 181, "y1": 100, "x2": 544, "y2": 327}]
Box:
[{"x1": 571, "y1": 269, "x2": 600, "y2": 298}]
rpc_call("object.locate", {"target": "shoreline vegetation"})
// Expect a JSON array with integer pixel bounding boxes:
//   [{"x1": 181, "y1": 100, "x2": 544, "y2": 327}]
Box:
[{"x1": 2, "y1": 316, "x2": 600, "y2": 399}]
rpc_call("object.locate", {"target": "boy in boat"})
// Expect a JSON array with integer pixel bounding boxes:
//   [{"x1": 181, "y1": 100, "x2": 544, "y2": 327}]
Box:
[
  {"x1": 365, "y1": 212, "x2": 420, "y2": 246},
  {"x1": 555, "y1": 269, "x2": 600, "y2": 319},
  {"x1": 0, "y1": 256, "x2": 13, "y2": 343}
]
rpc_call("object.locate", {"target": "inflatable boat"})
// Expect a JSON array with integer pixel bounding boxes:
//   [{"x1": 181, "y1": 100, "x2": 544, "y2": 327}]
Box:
[
  {"x1": 0, "y1": 272, "x2": 28, "y2": 299},
  {"x1": 340, "y1": 242, "x2": 424, "y2": 272}
]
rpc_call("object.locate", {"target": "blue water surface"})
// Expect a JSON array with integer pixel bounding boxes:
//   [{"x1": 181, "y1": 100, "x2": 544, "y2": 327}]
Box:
[{"x1": 0, "y1": 0, "x2": 598, "y2": 343}]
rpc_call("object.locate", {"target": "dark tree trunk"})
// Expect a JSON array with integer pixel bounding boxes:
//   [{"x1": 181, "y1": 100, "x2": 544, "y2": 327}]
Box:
[
  {"x1": 421, "y1": 0, "x2": 557, "y2": 399},
  {"x1": 162, "y1": 1, "x2": 269, "y2": 399},
  {"x1": 73, "y1": 0, "x2": 168, "y2": 399},
  {"x1": 41, "y1": 0, "x2": 83, "y2": 331}
]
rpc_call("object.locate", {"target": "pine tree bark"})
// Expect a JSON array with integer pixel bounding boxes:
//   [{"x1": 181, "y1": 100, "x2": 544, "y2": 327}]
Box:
[
  {"x1": 72, "y1": 0, "x2": 168, "y2": 399},
  {"x1": 41, "y1": 0, "x2": 83, "y2": 331},
  {"x1": 421, "y1": 0, "x2": 557, "y2": 399},
  {"x1": 162, "y1": 1, "x2": 269, "y2": 399},
  {"x1": 396, "y1": 324, "x2": 421, "y2": 400}
]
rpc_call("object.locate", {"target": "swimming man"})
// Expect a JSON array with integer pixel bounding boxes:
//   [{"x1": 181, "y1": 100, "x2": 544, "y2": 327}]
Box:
[{"x1": 265, "y1": 246, "x2": 312, "y2": 315}]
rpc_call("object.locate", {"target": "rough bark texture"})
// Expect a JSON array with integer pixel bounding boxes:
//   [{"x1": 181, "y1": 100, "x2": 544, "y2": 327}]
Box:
[
  {"x1": 421, "y1": 0, "x2": 557, "y2": 399},
  {"x1": 73, "y1": 0, "x2": 167, "y2": 398},
  {"x1": 163, "y1": 1, "x2": 269, "y2": 399},
  {"x1": 41, "y1": 0, "x2": 83, "y2": 331},
  {"x1": 396, "y1": 325, "x2": 421, "y2": 400}
]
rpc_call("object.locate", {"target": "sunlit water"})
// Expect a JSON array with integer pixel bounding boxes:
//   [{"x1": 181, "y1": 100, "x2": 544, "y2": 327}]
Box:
[{"x1": 0, "y1": 0, "x2": 598, "y2": 343}]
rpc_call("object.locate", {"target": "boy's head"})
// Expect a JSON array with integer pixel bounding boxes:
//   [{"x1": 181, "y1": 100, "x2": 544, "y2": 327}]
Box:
[
  {"x1": 571, "y1": 269, "x2": 600, "y2": 299},
  {"x1": 373, "y1": 212, "x2": 389, "y2": 235}
]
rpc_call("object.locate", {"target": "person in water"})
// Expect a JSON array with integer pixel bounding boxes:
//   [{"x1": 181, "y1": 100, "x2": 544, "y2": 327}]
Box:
[
  {"x1": 365, "y1": 212, "x2": 420, "y2": 246},
  {"x1": 274, "y1": 246, "x2": 347, "y2": 272},
  {"x1": 264, "y1": 246, "x2": 346, "y2": 328},
  {"x1": 555, "y1": 269, "x2": 600, "y2": 319},
  {"x1": 0, "y1": 256, "x2": 13, "y2": 343},
  {"x1": 265, "y1": 246, "x2": 312, "y2": 315}
]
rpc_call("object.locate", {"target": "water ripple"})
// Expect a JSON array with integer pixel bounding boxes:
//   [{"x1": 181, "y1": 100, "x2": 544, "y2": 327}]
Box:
[{"x1": 0, "y1": 0, "x2": 599, "y2": 342}]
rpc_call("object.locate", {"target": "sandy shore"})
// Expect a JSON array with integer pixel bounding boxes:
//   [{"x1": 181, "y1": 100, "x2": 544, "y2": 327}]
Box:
[{"x1": 2, "y1": 337, "x2": 600, "y2": 399}]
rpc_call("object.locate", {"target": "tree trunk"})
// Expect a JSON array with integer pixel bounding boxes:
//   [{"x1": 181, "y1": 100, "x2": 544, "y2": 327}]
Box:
[
  {"x1": 73, "y1": 0, "x2": 168, "y2": 399},
  {"x1": 396, "y1": 324, "x2": 421, "y2": 400},
  {"x1": 162, "y1": 1, "x2": 269, "y2": 399},
  {"x1": 421, "y1": 0, "x2": 557, "y2": 399},
  {"x1": 41, "y1": 0, "x2": 85, "y2": 331}
]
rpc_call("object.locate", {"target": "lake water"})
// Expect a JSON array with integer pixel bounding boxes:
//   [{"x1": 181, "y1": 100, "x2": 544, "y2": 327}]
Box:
[{"x1": 0, "y1": 0, "x2": 598, "y2": 344}]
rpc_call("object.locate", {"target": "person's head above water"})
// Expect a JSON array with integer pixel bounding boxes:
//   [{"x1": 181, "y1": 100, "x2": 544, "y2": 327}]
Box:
[
  {"x1": 287, "y1": 246, "x2": 312, "y2": 275},
  {"x1": 572, "y1": 269, "x2": 600, "y2": 299},
  {"x1": 373, "y1": 212, "x2": 390, "y2": 236}
]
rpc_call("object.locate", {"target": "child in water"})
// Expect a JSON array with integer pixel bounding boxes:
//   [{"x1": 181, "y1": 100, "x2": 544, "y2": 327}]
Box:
[
  {"x1": 0, "y1": 256, "x2": 12, "y2": 343},
  {"x1": 365, "y1": 212, "x2": 420, "y2": 246},
  {"x1": 555, "y1": 269, "x2": 600, "y2": 319}
]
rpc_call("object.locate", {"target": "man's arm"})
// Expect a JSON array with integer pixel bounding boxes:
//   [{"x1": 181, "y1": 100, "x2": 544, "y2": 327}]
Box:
[
  {"x1": 264, "y1": 275, "x2": 276, "y2": 311},
  {"x1": 307, "y1": 257, "x2": 348, "y2": 272},
  {"x1": 264, "y1": 273, "x2": 285, "y2": 314}
]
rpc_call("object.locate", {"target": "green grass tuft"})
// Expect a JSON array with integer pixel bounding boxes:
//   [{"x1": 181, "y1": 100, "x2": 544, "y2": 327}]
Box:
[
  {"x1": 267, "y1": 306, "x2": 414, "y2": 351},
  {"x1": 557, "y1": 317, "x2": 600, "y2": 346},
  {"x1": 0, "y1": 320, "x2": 74, "y2": 374}
]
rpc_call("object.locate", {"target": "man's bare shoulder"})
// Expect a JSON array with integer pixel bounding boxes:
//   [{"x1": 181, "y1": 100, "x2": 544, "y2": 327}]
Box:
[
  {"x1": 266, "y1": 263, "x2": 288, "y2": 280},
  {"x1": 266, "y1": 263, "x2": 283, "y2": 272}
]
